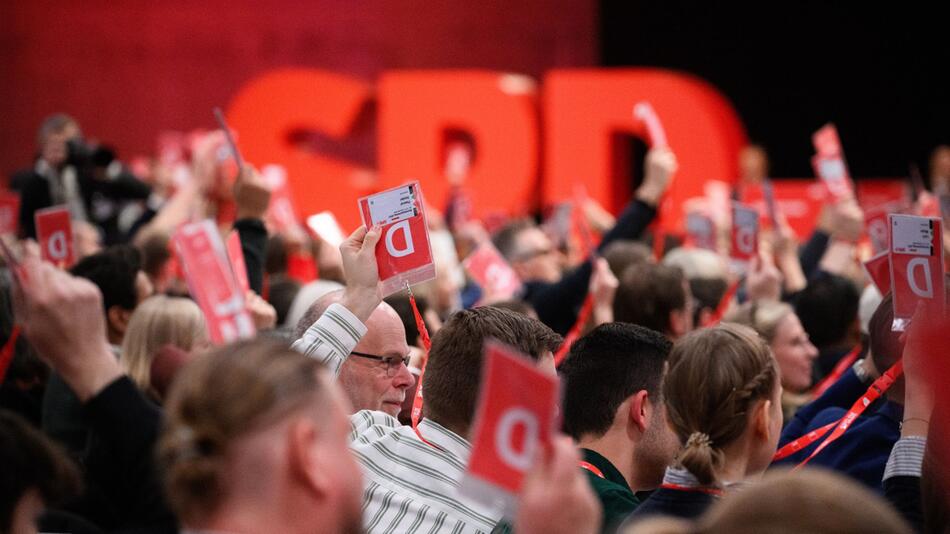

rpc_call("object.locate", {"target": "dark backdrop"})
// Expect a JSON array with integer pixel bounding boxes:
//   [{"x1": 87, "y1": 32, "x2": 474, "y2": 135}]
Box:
[{"x1": 601, "y1": 0, "x2": 950, "y2": 181}]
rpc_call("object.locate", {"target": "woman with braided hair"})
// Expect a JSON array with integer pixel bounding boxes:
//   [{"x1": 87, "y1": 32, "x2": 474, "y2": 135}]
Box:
[{"x1": 625, "y1": 323, "x2": 783, "y2": 522}]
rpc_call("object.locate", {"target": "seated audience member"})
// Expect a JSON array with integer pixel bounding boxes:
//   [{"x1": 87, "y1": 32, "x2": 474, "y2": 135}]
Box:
[
  {"x1": 793, "y1": 272, "x2": 860, "y2": 381},
  {"x1": 628, "y1": 323, "x2": 781, "y2": 521},
  {"x1": 42, "y1": 245, "x2": 154, "y2": 455},
  {"x1": 725, "y1": 301, "x2": 818, "y2": 421},
  {"x1": 294, "y1": 289, "x2": 414, "y2": 418},
  {"x1": 158, "y1": 339, "x2": 365, "y2": 534},
  {"x1": 559, "y1": 323, "x2": 677, "y2": 532},
  {"x1": 0, "y1": 410, "x2": 88, "y2": 534},
  {"x1": 613, "y1": 263, "x2": 693, "y2": 339},
  {"x1": 119, "y1": 295, "x2": 209, "y2": 402},
  {"x1": 265, "y1": 274, "x2": 301, "y2": 327},
  {"x1": 623, "y1": 469, "x2": 911, "y2": 534},
  {"x1": 384, "y1": 293, "x2": 438, "y2": 424},
  {"x1": 293, "y1": 226, "x2": 564, "y2": 532},
  {"x1": 602, "y1": 240, "x2": 653, "y2": 278},
  {"x1": 492, "y1": 148, "x2": 676, "y2": 335},
  {"x1": 774, "y1": 291, "x2": 919, "y2": 491},
  {"x1": 662, "y1": 247, "x2": 729, "y2": 327}
]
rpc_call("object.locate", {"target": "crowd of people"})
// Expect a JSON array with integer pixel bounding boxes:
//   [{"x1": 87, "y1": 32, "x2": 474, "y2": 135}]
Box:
[{"x1": 1, "y1": 113, "x2": 949, "y2": 534}]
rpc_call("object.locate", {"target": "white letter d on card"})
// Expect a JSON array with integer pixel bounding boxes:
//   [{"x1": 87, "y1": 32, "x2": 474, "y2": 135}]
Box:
[
  {"x1": 907, "y1": 257, "x2": 934, "y2": 298},
  {"x1": 385, "y1": 220, "x2": 415, "y2": 258},
  {"x1": 495, "y1": 407, "x2": 538, "y2": 472}
]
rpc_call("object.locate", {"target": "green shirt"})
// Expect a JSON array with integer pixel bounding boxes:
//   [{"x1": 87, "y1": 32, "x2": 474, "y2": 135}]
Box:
[{"x1": 580, "y1": 448, "x2": 640, "y2": 533}]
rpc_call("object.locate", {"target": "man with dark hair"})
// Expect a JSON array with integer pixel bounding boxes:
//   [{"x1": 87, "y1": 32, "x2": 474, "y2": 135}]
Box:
[
  {"x1": 42, "y1": 245, "x2": 154, "y2": 455},
  {"x1": 613, "y1": 262, "x2": 693, "y2": 339},
  {"x1": 775, "y1": 288, "x2": 944, "y2": 491},
  {"x1": 293, "y1": 226, "x2": 564, "y2": 532},
  {"x1": 794, "y1": 272, "x2": 861, "y2": 380},
  {"x1": 559, "y1": 323, "x2": 677, "y2": 532},
  {"x1": 490, "y1": 148, "x2": 676, "y2": 335}
]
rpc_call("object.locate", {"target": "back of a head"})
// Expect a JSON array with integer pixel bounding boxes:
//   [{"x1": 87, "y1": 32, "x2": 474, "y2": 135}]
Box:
[
  {"x1": 0, "y1": 410, "x2": 81, "y2": 532},
  {"x1": 120, "y1": 295, "x2": 207, "y2": 395},
  {"x1": 560, "y1": 323, "x2": 672, "y2": 440},
  {"x1": 158, "y1": 338, "x2": 327, "y2": 525},
  {"x1": 614, "y1": 262, "x2": 686, "y2": 335},
  {"x1": 423, "y1": 306, "x2": 562, "y2": 435},
  {"x1": 602, "y1": 240, "x2": 653, "y2": 277},
  {"x1": 693, "y1": 468, "x2": 911, "y2": 534},
  {"x1": 794, "y1": 273, "x2": 859, "y2": 349},
  {"x1": 70, "y1": 244, "x2": 142, "y2": 313},
  {"x1": 662, "y1": 247, "x2": 727, "y2": 282},
  {"x1": 290, "y1": 285, "x2": 344, "y2": 338},
  {"x1": 724, "y1": 300, "x2": 794, "y2": 344},
  {"x1": 267, "y1": 275, "x2": 301, "y2": 327},
  {"x1": 663, "y1": 324, "x2": 777, "y2": 486}
]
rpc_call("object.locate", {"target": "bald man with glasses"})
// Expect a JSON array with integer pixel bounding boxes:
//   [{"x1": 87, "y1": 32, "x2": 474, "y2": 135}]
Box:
[{"x1": 294, "y1": 289, "x2": 414, "y2": 417}]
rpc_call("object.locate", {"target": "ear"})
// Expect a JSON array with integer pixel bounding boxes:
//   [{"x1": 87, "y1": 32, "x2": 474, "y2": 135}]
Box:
[
  {"x1": 668, "y1": 309, "x2": 687, "y2": 338},
  {"x1": 286, "y1": 418, "x2": 329, "y2": 497},
  {"x1": 752, "y1": 399, "x2": 773, "y2": 440},
  {"x1": 627, "y1": 390, "x2": 650, "y2": 434},
  {"x1": 107, "y1": 306, "x2": 133, "y2": 335}
]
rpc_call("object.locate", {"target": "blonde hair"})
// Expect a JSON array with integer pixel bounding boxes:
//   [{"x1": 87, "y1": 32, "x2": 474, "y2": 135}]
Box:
[
  {"x1": 724, "y1": 300, "x2": 794, "y2": 344},
  {"x1": 663, "y1": 323, "x2": 777, "y2": 486},
  {"x1": 158, "y1": 339, "x2": 327, "y2": 525},
  {"x1": 120, "y1": 295, "x2": 207, "y2": 398}
]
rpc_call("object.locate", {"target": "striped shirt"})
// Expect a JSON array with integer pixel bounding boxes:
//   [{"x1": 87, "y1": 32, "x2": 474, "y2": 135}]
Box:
[{"x1": 291, "y1": 303, "x2": 504, "y2": 534}]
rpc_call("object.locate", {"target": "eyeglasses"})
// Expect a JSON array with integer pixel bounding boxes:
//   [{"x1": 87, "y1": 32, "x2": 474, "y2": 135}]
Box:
[{"x1": 350, "y1": 351, "x2": 411, "y2": 377}]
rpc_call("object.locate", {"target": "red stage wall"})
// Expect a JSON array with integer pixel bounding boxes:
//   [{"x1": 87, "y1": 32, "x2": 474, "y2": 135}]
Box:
[{"x1": 0, "y1": 1, "x2": 597, "y2": 177}]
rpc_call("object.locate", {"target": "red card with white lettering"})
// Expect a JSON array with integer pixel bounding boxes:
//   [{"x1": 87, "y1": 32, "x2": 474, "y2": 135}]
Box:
[
  {"x1": 464, "y1": 243, "x2": 523, "y2": 303},
  {"x1": 730, "y1": 202, "x2": 759, "y2": 267},
  {"x1": 461, "y1": 340, "x2": 560, "y2": 518},
  {"x1": 0, "y1": 193, "x2": 20, "y2": 236},
  {"x1": 225, "y1": 231, "x2": 250, "y2": 293},
  {"x1": 34, "y1": 206, "x2": 74, "y2": 268},
  {"x1": 358, "y1": 181, "x2": 436, "y2": 296},
  {"x1": 888, "y1": 214, "x2": 945, "y2": 331},
  {"x1": 811, "y1": 124, "x2": 854, "y2": 201},
  {"x1": 686, "y1": 211, "x2": 717, "y2": 251},
  {"x1": 174, "y1": 220, "x2": 255, "y2": 344},
  {"x1": 633, "y1": 102, "x2": 668, "y2": 147},
  {"x1": 863, "y1": 251, "x2": 892, "y2": 296}
]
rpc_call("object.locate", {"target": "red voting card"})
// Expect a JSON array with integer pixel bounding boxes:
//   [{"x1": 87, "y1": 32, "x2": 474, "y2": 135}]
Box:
[
  {"x1": 34, "y1": 206, "x2": 74, "y2": 268},
  {"x1": 0, "y1": 193, "x2": 20, "y2": 236},
  {"x1": 463, "y1": 243, "x2": 522, "y2": 303},
  {"x1": 633, "y1": 102, "x2": 668, "y2": 147},
  {"x1": 174, "y1": 220, "x2": 255, "y2": 344},
  {"x1": 865, "y1": 205, "x2": 900, "y2": 254},
  {"x1": 358, "y1": 181, "x2": 436, "y2": 296},
  {"x1": 306, "y1": 211, "x2": 346, "y2": 248},
  {"x1": 863, "y1": 251, "x2": 892, "y2": 296},
  {"x1": 811, "y1": 124, "x2": 854, "y2": 201},
  {"x1": 225, "y1": 231, "x2": 250, "y2": 293},
  {"x1": 461, "y1": 340, "x2": 560, "y2": 518},
  {"x1": 730, "y1": 202, "x2": 759, "y2": 265},
  {"x1": 888, "y1": 214, "x2": 945, "y2": 331},
  {"x1": 686, "y1": 211, "x2": 717, "y2": 251}
]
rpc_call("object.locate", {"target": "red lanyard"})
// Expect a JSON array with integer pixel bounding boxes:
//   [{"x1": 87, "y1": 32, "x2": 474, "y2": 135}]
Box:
[
  {"x1": 554, "y1": 294, "x2": 594, "y2": 367},
  {"x1": 808, "y1": 345, "x2": 861, "y2": 399},
  {"x1": 406, "y1": 284, "x2": 440, "y2": 450},
  {"x1": 0, "y1": 325, "x2": 21, "y2": 385},
  {"x1": 659, "y1": 483, "x2": 724, "y2": 497},
  {"x1": 579, "y1": 460, "x2": 605, "y2": 479},
  {"x1": 772, "y1": 360, "x2": 903, "y2": 464}
]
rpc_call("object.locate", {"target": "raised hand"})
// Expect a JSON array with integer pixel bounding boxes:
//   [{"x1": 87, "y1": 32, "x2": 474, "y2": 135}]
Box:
[
  {"x1": 339, "y1": 226, "x2": 383, "y2": 322},
  {"x1": 636, "y1": 147, "x2": 678, "y2": 206}
]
